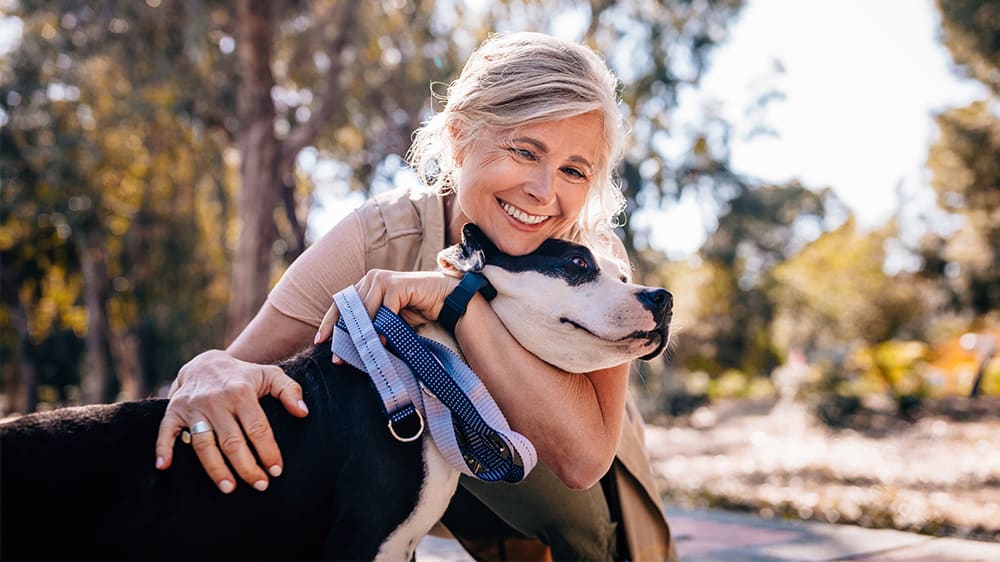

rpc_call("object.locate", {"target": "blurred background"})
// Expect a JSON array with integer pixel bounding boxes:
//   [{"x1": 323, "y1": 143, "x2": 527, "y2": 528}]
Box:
[{"x1": 1, "y1": 0, "x2": 997, "y2": 543}]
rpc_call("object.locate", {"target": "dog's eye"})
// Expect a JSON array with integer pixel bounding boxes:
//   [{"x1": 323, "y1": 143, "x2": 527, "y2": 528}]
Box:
[{"x1": 569, "y1": 256, "x2": 589, "y2": 268}]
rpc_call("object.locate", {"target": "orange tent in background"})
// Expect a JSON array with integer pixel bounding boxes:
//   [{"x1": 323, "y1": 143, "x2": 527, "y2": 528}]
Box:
[{"x1": 926, "y1": 328, "x2": 1000, "y2": 396}]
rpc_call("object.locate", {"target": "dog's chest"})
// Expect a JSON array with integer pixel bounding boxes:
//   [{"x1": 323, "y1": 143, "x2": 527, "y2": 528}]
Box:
[
  {"x1": 374, "y1": 439, "x2": 460, "y2": 561},
  {"x1": 416, "y1": 323, "x2": 464, "y2": 360}
]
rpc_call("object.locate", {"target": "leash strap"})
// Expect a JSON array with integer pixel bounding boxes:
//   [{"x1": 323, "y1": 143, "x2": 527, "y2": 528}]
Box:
[
  {"x1": 332, "y1": 289, "x2": 424, "y2": 442},
  {"x1": 332, "y1": 286, "x2": 536, "y2": 483},
  {"x1": 374, "y1": 306, "x2": 537, "y2": 482}
]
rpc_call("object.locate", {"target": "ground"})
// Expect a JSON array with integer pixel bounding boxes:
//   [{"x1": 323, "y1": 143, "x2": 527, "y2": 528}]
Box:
[{"x1": 643, "y1": 397, "x2": 1000, "y2": 542}]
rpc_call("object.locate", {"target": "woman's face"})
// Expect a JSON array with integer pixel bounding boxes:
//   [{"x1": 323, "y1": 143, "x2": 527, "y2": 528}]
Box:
[{"x1": 453, "y1": 111, "x2": 605, "y2": 256}]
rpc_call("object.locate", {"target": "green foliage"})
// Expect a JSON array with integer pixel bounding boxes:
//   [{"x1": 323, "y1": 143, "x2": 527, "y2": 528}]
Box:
[
  {"x1": 662, "y1": 181, "x2": 839, "y2": 378},
  {"x1": 924, "y1": 101, "x2": 1000, "y2": 314},
  {"x1": 4, "y1": 0, "x2": 995, "y2": 417},
  {"x1": 936, "y1": 0, "x2": 1000, "y2": 95},
  {"x1": 707, "y1": 369, "x2": 775, "y2": 400},
  {"x1": 843, "y1": 340, "x2": 933, "y2": 398},
  {"x1": 3, "y1": 1, "x2": 756, "y2": 410},
  {"x1": 769, "y1": 218, "x2": 929, "y2": 355},
  {"x1": 2, "y1": 2, "x2": 235, "y2": 405}
]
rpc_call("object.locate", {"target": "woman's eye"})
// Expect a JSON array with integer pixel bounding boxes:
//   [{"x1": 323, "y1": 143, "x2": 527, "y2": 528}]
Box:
[
  {"x1": 510, "y1": 147, "x2": 536, "y2": 161},
  {"x1": 562, "y1": 167, "x2": 586, "y2": 180}
]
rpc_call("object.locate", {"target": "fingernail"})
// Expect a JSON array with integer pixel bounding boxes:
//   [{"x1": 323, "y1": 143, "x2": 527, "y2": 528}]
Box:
[
  {"x1": 314, "y1": 330, "x2": 322, "y2": 344},
  {"x1": 269, "y1": 465, "x2": 283, "y2": 477},
  {"x1": 155, "y1": 456, "x2": 165, "y2": 469},
  {"x1": 253, "y1": 480, "x2": 268, "y2": 492},
  {"x1": 331, "y1": 354, "x2": 342, "y2": 365},
  {"x1": 298, "y1": 400, "x2": 309, "y2": 414},
  {"x1": 219, "y1": 480, "x2": 235, "y2": 494}
]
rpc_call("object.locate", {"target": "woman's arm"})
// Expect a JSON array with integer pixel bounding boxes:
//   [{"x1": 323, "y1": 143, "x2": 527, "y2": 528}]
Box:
[
  {"x1": 456, "y1": 294, "x2": 628, "y2": 490},
  {"x1": 315, "y1": 270, "x2": 628, "y2": 490},
  {"x1": 154, "y1": 213, "x2": 368, "y2": 493}
]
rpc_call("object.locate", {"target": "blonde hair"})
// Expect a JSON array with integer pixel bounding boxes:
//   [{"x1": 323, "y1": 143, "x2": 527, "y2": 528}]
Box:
[{"x1": 407, "y1": 31, "x2": 628, "y2": 256}]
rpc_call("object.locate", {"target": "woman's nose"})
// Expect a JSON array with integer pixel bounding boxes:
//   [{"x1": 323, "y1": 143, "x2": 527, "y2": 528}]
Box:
[{"x1": 524, "y1": 168, "x2": 556, "y2": 204}]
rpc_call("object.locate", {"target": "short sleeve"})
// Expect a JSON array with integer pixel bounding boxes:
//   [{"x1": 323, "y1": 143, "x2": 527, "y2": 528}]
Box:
[{"x1": 267, "y1": 212, "x2": 368, "y2": 328}]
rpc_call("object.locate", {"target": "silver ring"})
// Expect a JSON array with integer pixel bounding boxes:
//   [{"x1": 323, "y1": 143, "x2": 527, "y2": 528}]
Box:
[{"x1": 190, "y1": 421, "x2": 213, "y2": 435}]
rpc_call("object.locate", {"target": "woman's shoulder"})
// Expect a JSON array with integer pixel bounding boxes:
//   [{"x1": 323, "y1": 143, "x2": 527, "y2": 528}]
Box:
[
  {"x1": 355, "y1": 185, "x2": 447, "y2": 272},
  {"x1": 356, "y1": 186, "x2": 443, "y2": 236}
]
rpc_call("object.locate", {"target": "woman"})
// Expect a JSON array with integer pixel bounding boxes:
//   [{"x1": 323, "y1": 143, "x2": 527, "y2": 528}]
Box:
[{"x1": 155, "y1": 31, "x2": 676, "y2": 561}]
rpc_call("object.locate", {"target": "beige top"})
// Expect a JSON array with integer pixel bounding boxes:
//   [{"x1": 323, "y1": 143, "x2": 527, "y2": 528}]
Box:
[{"x1": 268, "y1": 186, "x2": 675, "y2": 561}]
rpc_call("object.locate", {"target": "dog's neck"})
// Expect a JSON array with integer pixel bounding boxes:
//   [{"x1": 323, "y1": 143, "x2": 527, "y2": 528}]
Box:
[
  {"x1": 417, "y1": 267, "x2": 466, "y2": 361},
  {"x1": 415, "y1": 322, "x2": 463, "y2": 361}
]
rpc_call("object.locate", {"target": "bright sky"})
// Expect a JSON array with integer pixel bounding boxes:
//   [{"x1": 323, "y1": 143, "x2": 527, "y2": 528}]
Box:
[{"x1": 643, "y1": 0, "x2": 989, "y2": 257}]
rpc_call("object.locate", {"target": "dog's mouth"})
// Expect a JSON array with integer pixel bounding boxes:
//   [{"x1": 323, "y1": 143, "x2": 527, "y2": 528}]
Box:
[{"x1": 559, "y1": 317, "x2": 670, "y2": 361}]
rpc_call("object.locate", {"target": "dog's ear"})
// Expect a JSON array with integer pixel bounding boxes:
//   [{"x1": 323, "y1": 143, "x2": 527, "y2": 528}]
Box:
[
  {"x1": 461, "y1": 223, "x2": 500, "y2": 257},
  {"x1": 437, "y1": 223, "x2": 494, "y2": 274}
]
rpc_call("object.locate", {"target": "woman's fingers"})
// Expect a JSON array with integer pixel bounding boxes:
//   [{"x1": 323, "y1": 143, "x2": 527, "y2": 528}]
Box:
[
  {"x1": 324, "y1": 270, "x2": 457, "y2": 360},
  {"x1": 245, "y1": 365, "x2": 307, "y2": 478},
  {"x1": 315, "y1": 300, "x2": 340, "y2": 344},
  {"x1": 213, "y1": 405, "x2": 273, "y2": 491},
  {"x1": 154, "y1": 351, "x2": 304, "y2": 493},
  {"x1": 189, "y1": 415, "x2": 240, "y2": 494},
  {"x1": 261, "y1": 364, "x2": 308, "y2": 418},
  {"x1": 154, "y1": 408, "x2": 185, "y2": 470},
  {"x1": 360, "y1": 276, "x2": 388, "y2": 319}
]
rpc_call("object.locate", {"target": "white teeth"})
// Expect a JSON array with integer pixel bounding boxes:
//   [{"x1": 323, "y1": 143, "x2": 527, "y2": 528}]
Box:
[{"x1": 500, "y1": 201, "x2": 549, "y2": 225}]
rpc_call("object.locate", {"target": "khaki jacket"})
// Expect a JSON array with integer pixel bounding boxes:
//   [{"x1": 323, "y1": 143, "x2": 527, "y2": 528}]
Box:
[{"x1": 358, "y1": 187, "x2": 675, "y2": 561}]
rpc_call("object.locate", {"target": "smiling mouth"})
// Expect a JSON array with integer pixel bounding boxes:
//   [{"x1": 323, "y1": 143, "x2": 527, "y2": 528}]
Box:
[{"x1": 499, "y1": 199, "x2": 549, "y2": 226}]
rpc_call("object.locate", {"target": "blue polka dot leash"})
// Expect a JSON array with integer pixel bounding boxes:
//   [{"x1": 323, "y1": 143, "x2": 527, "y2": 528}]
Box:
[{"x1": 332, "y1": 286, "x2": 537, "y2": 483}]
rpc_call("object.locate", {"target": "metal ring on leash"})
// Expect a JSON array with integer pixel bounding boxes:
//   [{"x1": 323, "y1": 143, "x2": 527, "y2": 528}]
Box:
[{"x1": 387, "y1": 408, "x2": 424, "y2": 443}]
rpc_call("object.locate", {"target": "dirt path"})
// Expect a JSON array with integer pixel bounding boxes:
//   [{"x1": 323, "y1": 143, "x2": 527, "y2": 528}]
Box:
[{"x1": 644, "y1": 400, "x2": 1000, "y2": 541}]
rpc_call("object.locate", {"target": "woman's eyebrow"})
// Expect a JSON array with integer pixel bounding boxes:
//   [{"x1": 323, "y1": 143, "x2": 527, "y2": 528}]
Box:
[{"x1": 512, "y1": 137, "x2": 595, "y2": 173}]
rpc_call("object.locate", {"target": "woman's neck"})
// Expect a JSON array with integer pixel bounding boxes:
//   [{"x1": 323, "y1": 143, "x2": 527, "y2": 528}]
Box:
[{"x1": 444, "y1": 191, "x2": 468, "y2": 247}]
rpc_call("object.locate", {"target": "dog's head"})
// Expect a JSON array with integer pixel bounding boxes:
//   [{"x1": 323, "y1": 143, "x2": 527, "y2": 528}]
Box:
[{"x1": 438, "y1": 224, "x2": 672, "y2": 373}]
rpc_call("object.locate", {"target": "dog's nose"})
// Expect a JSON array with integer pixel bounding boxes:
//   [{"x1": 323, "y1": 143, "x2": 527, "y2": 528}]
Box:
[{"x1": 637, "y1": 288, "x2": 672, "y2": 321}]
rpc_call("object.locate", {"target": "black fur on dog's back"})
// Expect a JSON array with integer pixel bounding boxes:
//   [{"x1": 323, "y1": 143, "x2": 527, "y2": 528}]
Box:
[{"x1": 1, "y1": 344, "x2": 426, "y2": 561}]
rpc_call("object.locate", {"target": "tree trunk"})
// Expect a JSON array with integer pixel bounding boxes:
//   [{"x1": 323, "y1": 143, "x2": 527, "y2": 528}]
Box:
[
  {"x1": 225, "y1": 0, "x2": 361, "y2": 343},
  {"x1": 226, "y1": 0, "x2": 281, "y2": 344},
  {"x1": 0, "y1": 247, "x2": 38, "y2": 413},
  {"x1": 107, "y1": 326, "x2": 144, "y2": 400},
  {"x1": 8, "y1": 297, "x2": 38, "y2": 413},
  {"x1": 79, "y1": 240, "x2": 113, "y2": 404}
]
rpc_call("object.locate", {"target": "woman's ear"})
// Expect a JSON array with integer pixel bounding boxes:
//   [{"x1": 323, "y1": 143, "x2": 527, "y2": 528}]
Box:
[{"x1": 448, "y1": 124, "x2": 466, "y2": 167}]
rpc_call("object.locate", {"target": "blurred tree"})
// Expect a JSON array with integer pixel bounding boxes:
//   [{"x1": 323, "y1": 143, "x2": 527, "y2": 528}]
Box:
[
  {"x1": 225, "y1": 0, "x2": 466, "y2": 341},
  {"x1": 593, "y1": 0, "x2": 747, "y2": 278},
  {"x1": 936, "y1": 0, "x2": 1000, "y2": 96},
  {"x1": 770, "y1": 218, "x2": 930, "y2": 361},
  {"x1": 677, "y1": 179, "x2": 839, "y2": 376},
  {"x1": 2, "y1": 0, "x2": 758, "y2": 409},
  {"x1": 2, "y1": 2, "x2": 235, "y2": 404},
  {"x1": 924, "y1": 102, "x2": 1000, "y2": 315},
  {"x1": 226, "y1": 0, "x2": 359, "y2": 342},
  {"x1": 924, "y1": 0, "x2": 1000, "y2": 316}
]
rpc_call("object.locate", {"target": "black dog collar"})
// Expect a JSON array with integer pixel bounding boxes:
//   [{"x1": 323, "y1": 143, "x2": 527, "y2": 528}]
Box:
[{"x1": 437, "y1": 272, "x2": 497, "y2": 334}]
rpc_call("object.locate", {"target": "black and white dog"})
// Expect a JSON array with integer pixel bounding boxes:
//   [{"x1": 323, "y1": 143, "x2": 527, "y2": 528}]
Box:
[{"x1": 1, "y1": 224, "x2": 671, "y2": 561}]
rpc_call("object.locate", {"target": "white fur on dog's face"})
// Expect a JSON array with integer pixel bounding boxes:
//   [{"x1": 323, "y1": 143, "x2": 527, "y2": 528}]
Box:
[
  {"x1": 483, "y1": 261, "x2": 666, "y2": 373},
  {"x1": 437, "y1": 224, "x2": 671, "y2": 373}
]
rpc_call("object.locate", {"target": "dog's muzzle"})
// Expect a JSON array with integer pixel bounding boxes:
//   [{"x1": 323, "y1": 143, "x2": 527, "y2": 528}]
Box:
[{"x1": 637, "y1": 288, "x2": 672, "y2": 361}]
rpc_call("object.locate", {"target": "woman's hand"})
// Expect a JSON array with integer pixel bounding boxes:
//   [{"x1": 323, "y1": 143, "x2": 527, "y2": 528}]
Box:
[
  {"x1": 314, "y1": 269, "x2": 459, "y2": 347},
  {"x1": 154, "y1": 349, "x2": 308, "y2": 494}
]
